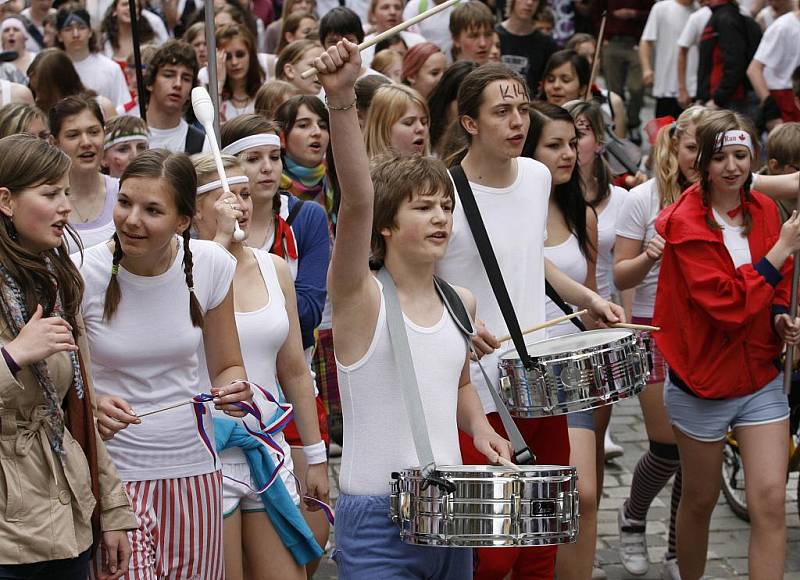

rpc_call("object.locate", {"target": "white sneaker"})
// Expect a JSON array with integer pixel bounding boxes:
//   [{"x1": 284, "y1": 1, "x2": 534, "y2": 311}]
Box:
[
  {"x1": 618, "y1": 505, "x2": 649, "y2": 576},
  {"x1": 605, "y1": 430, "x2": 624, "y2": 462},
  {"x1": 592, "y1": 558, "x2": 608, "y2": 579},
  {"x1": 661, "y1": 557, "x2": 681, "y2": 580}
]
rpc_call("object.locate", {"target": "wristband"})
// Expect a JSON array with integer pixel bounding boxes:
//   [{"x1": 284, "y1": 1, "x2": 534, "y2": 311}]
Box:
[
  {"x1": 1, "y1": 346, "x2": 20, "y2": 376},
  {"x1": 302, "y1": 440, "x2": 327, "y2": 464}
]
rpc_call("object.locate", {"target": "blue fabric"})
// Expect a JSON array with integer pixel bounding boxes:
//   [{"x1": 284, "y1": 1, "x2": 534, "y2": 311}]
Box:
[
  {"x1": 214, "y1": 417, "x2": 324, "y2": 565},
  {"x1": 754, "y1": 256, "x2": 782, "y2": 287},
  {"x1": 286, "y1": 194, "x2": 331, "y2": 350},
  {"x1": 333, "y1": 494, "x2": 473, "y2": 580}
]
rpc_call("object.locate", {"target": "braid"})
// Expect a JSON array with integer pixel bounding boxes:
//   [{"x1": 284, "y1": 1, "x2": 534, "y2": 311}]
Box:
[
  {"x1": 272, "y1": 190, "x2": 282, "y2": 215},
  {"x1": 182, "y1": 230, "x2": 204, "y2": 328},
  {"x1": 103, "y1": 233, "x2": 125, "y2": 321},
  {"x1": 741, "y1": 174, "x2": 753, "y2": 236}
]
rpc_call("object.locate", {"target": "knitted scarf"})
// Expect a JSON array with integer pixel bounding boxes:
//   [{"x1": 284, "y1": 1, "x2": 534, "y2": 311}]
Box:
[
  {"x1": 0, "y1": 262, "x2": 84, "y2": 456},
  {"x1": 280, "y1": 155, "x2": 333, "y2": 215}
]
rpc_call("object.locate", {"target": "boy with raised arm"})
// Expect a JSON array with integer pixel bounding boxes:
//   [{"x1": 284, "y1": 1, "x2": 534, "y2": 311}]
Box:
[{"x1": 313, "y1": 39, "x2": 512, "y2": 579}]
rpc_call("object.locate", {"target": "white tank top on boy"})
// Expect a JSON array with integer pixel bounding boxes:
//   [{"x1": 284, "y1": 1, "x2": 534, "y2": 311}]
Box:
[
  {"x1": 544, "y1": 234, "x2": 587, "y2": 339},
  {"x1": 595, "y1": 186, "x2": 627, "y2": 300},
  {"x1": 337, "y1": 277, "x2": 466, "y2": 496},
  {"x1": 76, "y1": 238, "x2": 236, "y2": 482},
  {"x1": 436, "y1": 157, "x2": 552, "y2": 414}
]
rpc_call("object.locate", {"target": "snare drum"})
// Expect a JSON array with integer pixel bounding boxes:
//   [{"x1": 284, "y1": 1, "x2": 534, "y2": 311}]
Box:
[
  {"x1": 498, "y1": 329, "x2": 649, "y2": 418},
  {"x1": 389, "y1": 465, "x2": 578, "y2": 547}
]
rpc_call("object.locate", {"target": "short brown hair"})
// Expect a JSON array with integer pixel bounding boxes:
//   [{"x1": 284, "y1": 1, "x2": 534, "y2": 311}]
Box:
[
  {"x1": 146, "y1": 40, "x2": 198, "y2": 98},
  {"x1": 370, "y1": 154, "x2": 455, "y2": 262},
  {"x1": 254, "y1": 80, "x2": 300, "y2": 118},
  {"x1": 766, "y1": 122, "x2": 800, "y2": 168},
  {"x1": 449, "y1": 0, "x2": 494, "y2": 41}
]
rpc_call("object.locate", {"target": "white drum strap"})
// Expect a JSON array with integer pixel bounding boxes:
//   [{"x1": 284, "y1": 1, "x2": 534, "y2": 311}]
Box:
[{"x1": 378, "y1": 268, "x2": 437, "y2": 479}]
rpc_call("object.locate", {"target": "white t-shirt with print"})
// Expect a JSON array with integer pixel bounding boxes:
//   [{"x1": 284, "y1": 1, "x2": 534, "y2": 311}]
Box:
[
  {"x1": 753, "y1": 11, "x2": 800, "y2": 91},
  {"x1": 77, "y1": 238, "x2": 236, "y2": 482},
  {"x1": 641, "y1": 0, "x2": 698, "y2": 98},
  {"x1": 436, "y1": 157, "x2": 551, "y2": 413}
]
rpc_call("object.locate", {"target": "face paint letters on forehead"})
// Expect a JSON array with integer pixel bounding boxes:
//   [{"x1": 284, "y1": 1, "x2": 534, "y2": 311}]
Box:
[{"x1": 498, "y1": 82, "x2": 526, "y2": 101}]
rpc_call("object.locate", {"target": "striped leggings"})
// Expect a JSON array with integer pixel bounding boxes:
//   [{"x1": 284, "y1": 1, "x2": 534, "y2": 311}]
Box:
[{"x1": 93, "y1": 471, "x2": 224, "y2": 579}]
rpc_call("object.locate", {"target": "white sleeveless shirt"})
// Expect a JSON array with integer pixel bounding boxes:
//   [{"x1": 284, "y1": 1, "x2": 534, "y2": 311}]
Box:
[
  {"x1": 337, "y1": 277, "x2": 466, "y2": 496},
  {"x1": 544, "y1": 233, "x2": 587, "y2": 339}
]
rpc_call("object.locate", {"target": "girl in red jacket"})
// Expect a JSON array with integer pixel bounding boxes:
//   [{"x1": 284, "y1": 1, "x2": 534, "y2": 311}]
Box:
[{"x1": 653, "y1": 109, "x2": 800, "y2": 579}]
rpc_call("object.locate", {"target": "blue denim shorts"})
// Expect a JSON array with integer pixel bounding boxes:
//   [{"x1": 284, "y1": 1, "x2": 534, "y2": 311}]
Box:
[
  {"x1": 664, "y1": 372, "x2": 789, "y2": 442},
  {"x1": 332, "y1": 493, "x2": 473, "y2": 580},
  {"x1": 566, "y1": 408, "x2": 595, "y2": 430}
]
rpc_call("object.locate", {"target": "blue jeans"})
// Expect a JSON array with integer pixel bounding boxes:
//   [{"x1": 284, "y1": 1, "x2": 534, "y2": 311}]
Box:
[
  {"x1": 333, "y1": 494, "x2": 473, "y2": 580},
  {"x1": 0, "y1": 550, "x2": 90, "y2": 579}
]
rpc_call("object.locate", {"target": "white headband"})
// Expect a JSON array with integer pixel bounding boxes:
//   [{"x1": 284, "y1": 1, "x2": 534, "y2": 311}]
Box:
[
  {"x1": 104, "y1": 134, "x2": 149, "y2": 150},
  {"x1": 221, "y1": 133, "x2": 281, "y2": 156},
  {"x1": 715, "y1": 130, "x2": 753, "y2": 154},
  {"x1": 1, "y1": 17, "x2": 28, "y2": 38},
  {"x1": 196, "y1": 174, "x2": 250, "y2": 194}
]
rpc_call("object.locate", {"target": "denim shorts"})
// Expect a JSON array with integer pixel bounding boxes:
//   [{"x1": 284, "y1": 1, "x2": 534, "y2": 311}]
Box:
[
  {"x1": 332, "y1": 493, "x2": 473, "y2": 580},
  {"x1": 664, "y1": 372, "x2": 789, "y2": 442},
  {"x1": 566, "y1": 408, "x2": 595, "y2": 430}
]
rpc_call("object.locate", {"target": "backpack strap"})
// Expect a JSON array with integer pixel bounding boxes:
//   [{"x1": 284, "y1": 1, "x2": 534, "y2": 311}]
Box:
[
  {"x1": 184, "y1": 124, "x2": 205, "y2": 155},
  {"x1": 286, "y1": 198, "x2": 305, "y2": 226},
  {"x1": 433, "y1": 276, "x2": 474, "y2": 337}
]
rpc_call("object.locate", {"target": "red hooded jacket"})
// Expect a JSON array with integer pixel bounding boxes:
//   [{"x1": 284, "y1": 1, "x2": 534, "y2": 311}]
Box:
[{"x1": 653, "y1": 183, "x2": 791, "y2": 399}]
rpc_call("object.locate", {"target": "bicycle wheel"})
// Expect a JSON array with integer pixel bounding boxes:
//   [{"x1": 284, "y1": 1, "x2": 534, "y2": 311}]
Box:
[{"x1": 721, "y1": 438, "x2": 750, "y2": 522}]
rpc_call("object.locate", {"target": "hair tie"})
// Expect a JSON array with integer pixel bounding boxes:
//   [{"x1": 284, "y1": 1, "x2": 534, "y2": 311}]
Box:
[
  {"x1": 189, "y1": 286, "x2": 195, "y2": 293},
  {"x1": 111, "y1": 264, "x2": 119, "y2": 276}
]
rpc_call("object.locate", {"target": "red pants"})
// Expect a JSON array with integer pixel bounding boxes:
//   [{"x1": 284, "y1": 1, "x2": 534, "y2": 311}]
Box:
[{"x1": 459, "y1": 413, "x2": 570, "y2": 580}]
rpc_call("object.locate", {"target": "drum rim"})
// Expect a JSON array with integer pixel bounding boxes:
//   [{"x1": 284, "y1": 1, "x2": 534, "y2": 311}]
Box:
[
  {"x1": 395, "y1": 464, "x2": 577, "y2": 477},
  {"x1": 499, "y1": 328, "x2": 636, "y2": 360}
]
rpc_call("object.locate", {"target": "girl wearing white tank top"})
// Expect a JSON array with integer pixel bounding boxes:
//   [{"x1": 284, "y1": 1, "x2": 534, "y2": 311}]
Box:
[
  {"x1": 192, "y1": 154, "x2": 328, "y2": 580},
  {"x1": 527, "y1": 102, "x2": 603, "y2": 580}
]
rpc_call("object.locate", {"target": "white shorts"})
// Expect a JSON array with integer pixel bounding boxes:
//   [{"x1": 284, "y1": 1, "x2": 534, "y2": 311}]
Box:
[{"x1": 221, "y1": 431, "x2": 300, "y2": 517}]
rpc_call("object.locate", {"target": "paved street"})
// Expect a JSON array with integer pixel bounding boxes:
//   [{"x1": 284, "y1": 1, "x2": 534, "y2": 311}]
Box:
[{"x1": 315, "y1": 396, "x2": 800, "y2": 579}]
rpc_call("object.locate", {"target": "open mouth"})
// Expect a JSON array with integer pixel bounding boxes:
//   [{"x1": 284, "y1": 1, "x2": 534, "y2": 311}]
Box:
[
  {"x1": 78, "y1": 151, "x2": 96, "y2": 162},
  {"x1": 121, "y1": 231, "x2": 146, "y2": 241},
  {"x1": 309, "y1": 142, "x2": 321, "y2": 152},
  {"x1": 428, "y1": 231, "x2": 448, "y2": 242},
  {"x1": 412, "y1": 138, "x2": 425, "y2": 149},
  {"x1": 51, "y1": 221, "x2": 66, "y2": 235}
]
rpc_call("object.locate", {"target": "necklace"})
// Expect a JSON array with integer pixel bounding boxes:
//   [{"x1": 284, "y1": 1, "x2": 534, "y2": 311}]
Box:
[{"x1": 71, "y1": 194, "x2": 101, "y2": 223}]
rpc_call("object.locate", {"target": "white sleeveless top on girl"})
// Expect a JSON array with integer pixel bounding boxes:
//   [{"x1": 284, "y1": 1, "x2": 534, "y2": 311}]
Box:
[
  {"x1": 544, "y1": 233, "x2": 587, "y2": 339},
  {"x1": 712, "y1": 208, "x2": 752, "y2": 268},
  {"x1": 616, "y1": 178, "x2": 660, "y2": 318},
  {"x1": 69, "y1": 174, "x2": 120, "y2": 253},
  {"x1": 76, "y1": 237, "x2": 236, "y2": 482},
  {"x1": 337, "y1": 277, "x2": 466, "y2": 496},
  {"x1": 595, "y1": 185, "x2": 628, "y2": 300}
]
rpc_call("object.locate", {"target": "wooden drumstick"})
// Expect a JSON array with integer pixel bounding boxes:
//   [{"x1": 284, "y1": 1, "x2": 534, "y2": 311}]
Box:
[
  {"x1": 610, "y1": 322, "x2": 660, "y2": 332},
  {"x1": 300, "y1": 0, "x2": 461, "y2": 79},
  {"x1": 137, "y1": 400, "x2": 195, "y2": 418},
  {"x1": 585, "y1": 11, "x2": 607, "y2": 101},
  {"x1": 497, "y1": 456, "x2": 523, "y2": 472},
  {"x1": 496, "y1": 310, "x2": 588, "y2": 343}
]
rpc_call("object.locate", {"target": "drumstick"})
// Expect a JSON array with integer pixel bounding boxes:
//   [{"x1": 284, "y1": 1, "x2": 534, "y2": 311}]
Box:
[
  {"x1": 496, "y1": 310, "x2": 588, "y2": 343},
  {"x1": 585, "y1": 11, "x2": 607, "y2": 101},
  {"x1": 191, "y1": 87, "x2": 246, "y2": 242},
  {"x1": 610, "y1": 322, "x2": 660, "y2": 332},
  {"x1": 497, "y1": 456, "x2": 523, "y2": 472},
  {"x1": 137, "y1": 400, "x2": 195, "y2": 418},
  {"x1": 300, "y1": 0, "x2": 460, "y2": 79}
]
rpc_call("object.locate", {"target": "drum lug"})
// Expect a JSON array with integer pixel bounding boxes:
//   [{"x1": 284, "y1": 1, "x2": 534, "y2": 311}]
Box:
[
  {"x1": 399, "y1": 491, "x2": 412, "y2": 521},
  {"x1": 440, "y1": 493, "x2": 452, "y2": 520}
]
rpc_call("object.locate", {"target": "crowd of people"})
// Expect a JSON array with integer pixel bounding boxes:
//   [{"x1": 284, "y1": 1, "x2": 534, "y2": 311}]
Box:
[{"x1": 1, "y1": 0, "x2": 800, "y2": 578}]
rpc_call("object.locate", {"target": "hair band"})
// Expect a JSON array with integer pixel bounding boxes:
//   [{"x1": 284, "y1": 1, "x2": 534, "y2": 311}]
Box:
[
  {"x1": 715, "y1": 130, "x2": 753, "y2": 154},
  {"x1": 196, "y1": 174, "x2": 250, "y2": 194},
  {"x1": 1, "y1": 17, "x2": 28, "y2": 37},
  {"x1": 111, "y1": 264, "x2": 119, "y2": 275},
  {"x1": 61, "y1": 11, "x2": 90, "y2": 29},
  {"x1": 221, "y1": 133, "x2": 281, "y2": 156},
  {"x1": 104, "y1": 133, "x2": 149, "y2": 150}
]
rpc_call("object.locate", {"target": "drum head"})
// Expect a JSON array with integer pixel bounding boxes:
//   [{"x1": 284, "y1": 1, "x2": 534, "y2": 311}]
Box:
[{"x1": 501, "y1": 329, "x2": 633, "y2": 359}]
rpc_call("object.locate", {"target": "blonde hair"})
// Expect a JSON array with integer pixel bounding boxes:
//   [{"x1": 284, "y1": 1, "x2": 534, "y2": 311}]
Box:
[
  {"x1": 276, "y1": 39, "x2": 320, "y2": 81},
  {"x1": 371, "y1": 49, "x2": 401, "y2": 77},
  {"x1": 766, "y1": 122, "x2": 800, "y2": 169},
  {"x1": 254, "y1": 79, "x2": 301, "y2": 118},
  {"x1": 191, "y1": 153, "x2": 244, "y2": 190},
  {"x1": 653, "y1": 105, "x2": 705, "y2": 208},
  {"x1": 364, "y1": 84, "x2": 429, "y2": 158}
]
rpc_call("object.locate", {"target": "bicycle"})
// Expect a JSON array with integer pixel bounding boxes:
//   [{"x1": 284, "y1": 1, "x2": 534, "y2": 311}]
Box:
[{"x1": 721, "y1": 378, "x2": 800, "y2": 521}]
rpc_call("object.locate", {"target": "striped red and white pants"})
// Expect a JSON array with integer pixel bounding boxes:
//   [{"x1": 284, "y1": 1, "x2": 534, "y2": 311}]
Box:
[{"x1": 93, "y1": 471, "x2": 223, "y2": 579}]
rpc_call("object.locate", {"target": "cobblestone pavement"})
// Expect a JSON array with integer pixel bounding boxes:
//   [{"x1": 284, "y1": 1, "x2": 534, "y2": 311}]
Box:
[{"x1": 315, "y1": 396, "x2": 800, "y2": 579}]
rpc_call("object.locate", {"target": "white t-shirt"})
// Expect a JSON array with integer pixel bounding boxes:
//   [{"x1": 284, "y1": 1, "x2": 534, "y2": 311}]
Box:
[
  {"x1": 336, "y1": 278, "x2": 465, "y2": 495},
  {"x1": 361, "y1": 30, "x2": 427, "y2": 68},
  {"x1": 753, "y1": 11, "x2": 800, "y2": 91},
  {"x1": 148, "y1": 119, "x2": 211, "y2": 154},
  {"x1": 402, "y1": 0, "x2": 461, "y2": 59},
  {"x1": 72, "y1": 53, "x2": 131, "y2": 108},
  {"x1": 712, "y1": 208, "x2": 752, "y2": 268},
  {"x1": 596, "y1": 185, "x2": 627, "y2": 301},
  {"x1": 615, "y1": 178, "x2": 660, "y2": 318},
  {"x1": 69, "y1": 174, "x2": 119, "y2": 253},
  {"x1": 641, "y1": 0, "x2": 697, "y2": 98},
  {"x1": 543, "y1": 234, "x2": 586, "y2": 339},
  {"x1": 77, "y1": 238, "x2": 236, "y2": 481},
  {"x1": 435, "y1": 157, "x2": 551, "y2": 413}
]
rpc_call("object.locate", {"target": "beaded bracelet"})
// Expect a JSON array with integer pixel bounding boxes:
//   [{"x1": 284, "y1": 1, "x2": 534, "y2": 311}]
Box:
[{"x1": 324, "y1": 95, "x2": 357, "y2": 112}]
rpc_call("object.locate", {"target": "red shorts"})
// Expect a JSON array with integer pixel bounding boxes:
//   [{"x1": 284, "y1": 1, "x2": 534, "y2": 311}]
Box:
[
  {"x1": 632, "y1": 316, "x2": 667, "y2": 384},
  {"x1": 283, "y1": 395, "x2": 330, "y2": 447},
  {"x1": 459, "y1": 413, "x2": 569, "y2": 580},
  {"x1": 770, "y1": 89, "x2": 800, "y2": 123}
]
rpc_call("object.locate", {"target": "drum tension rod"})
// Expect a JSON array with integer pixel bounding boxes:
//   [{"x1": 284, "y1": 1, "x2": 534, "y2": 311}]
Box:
[{"x1": 421, "y1": 475, "x2": 457, "y2": 494}]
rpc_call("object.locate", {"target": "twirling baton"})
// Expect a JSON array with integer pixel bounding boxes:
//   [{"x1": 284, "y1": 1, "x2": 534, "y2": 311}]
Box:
[
  {"x1": 191, "y1": 87, "x2": 246, "y2": 242},
  {"x1": 785, "y1": 190, "x2": 800, "y2": 395},
  {"x1": 301, "y1": 0, "x2": 461, "y2": 79}
]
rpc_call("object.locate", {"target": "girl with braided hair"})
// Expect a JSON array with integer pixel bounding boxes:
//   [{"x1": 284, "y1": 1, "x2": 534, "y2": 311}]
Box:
[
  {"x1": 75, "y1": 148, "x2": 252, "y2": 579},
  {"x1": 0, "y1": 134, "x2": 136, "y2": 578},
  {"x1": 654, "y1": 109, "x2": 800, "y2": 579}
]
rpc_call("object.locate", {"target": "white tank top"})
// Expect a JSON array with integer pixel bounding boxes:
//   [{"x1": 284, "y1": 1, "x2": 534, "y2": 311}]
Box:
[
  {"x1": 0, "y1": 79, "x2": 9, "y2": 106},
  {"x1": 199, "y1": 249, "x2": 291, "y2": 464},
  {"x1": 337, "y1": 277, "x2": 466, "y2": 496},
  {"x1": 595, "y1": 186, "x2": 627, "y2": 300},
  {"x1": 544, "y1": 233, "x2": 587, "y2": 339}
]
